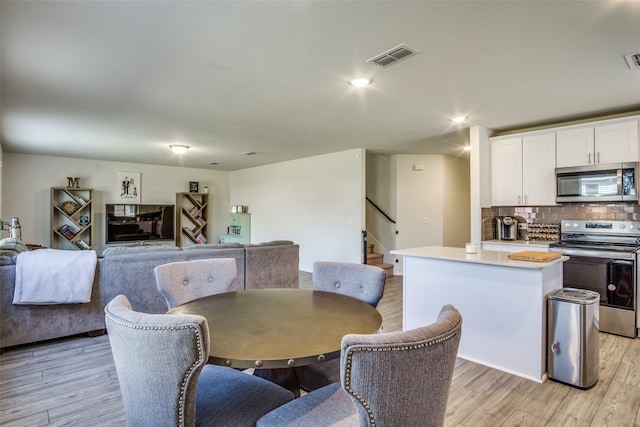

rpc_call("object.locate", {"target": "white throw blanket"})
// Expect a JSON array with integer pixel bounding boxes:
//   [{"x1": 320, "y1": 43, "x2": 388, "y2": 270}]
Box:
[{"x1": 13, "y1": 249, "x2": 97, "y2": 305}]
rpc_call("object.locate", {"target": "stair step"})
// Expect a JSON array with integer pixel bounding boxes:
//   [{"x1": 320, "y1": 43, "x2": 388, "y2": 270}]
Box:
[
  {"x1": 367, "y1": 253, "x2": 383, "y2": 264},
  {"x1": 369, "y1": 262, "x2": 394, "y2": 277},
  {"x1": 366, "y1": 243, "x2": 374, "y2": 254}
]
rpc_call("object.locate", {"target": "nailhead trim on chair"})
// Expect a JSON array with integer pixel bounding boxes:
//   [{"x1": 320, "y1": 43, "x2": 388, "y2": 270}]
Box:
[
  {"x1": 342, "y1": 328, "x2": 460, "y2": 427},
  {"x1": 106, "y1": 314, "x2": 206, "y2": 427}
]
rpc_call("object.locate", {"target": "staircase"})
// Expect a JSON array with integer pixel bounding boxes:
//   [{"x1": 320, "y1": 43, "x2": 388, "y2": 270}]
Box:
[{"x1": 366, "y1": 243, "x2": 394, "y2": 277}]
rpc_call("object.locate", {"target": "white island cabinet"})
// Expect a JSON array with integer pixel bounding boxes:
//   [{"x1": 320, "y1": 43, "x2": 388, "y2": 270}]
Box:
[{"x1": 391, "y1": 246, "x2": 567, "y2": 383}]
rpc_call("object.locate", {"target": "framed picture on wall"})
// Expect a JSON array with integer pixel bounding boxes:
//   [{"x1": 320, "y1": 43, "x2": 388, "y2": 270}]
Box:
[{"x1": 117, "y1": 172, "x2": 141, "y2": 203}]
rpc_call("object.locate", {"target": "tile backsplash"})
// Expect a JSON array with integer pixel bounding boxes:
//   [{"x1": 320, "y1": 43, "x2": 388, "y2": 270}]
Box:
[{"x1": 482, "y1": 203, "x2": 640, "y2": 241}]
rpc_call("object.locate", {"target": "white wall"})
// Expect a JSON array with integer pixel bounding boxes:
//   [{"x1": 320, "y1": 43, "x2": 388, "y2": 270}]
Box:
[
  {"x1": 469, "y1": 125, "x2": 492, "y2": 243},
  {"x1": 2, "y1": 153, "x2": 230, "y2": 253},
  {"x1": 394, "y1": 154, "x2": 471, "y2": 274},
  {"x1": 395, "y1": 155, "x2": 446, "y2": 248},
  {"x1": 0, "y1": 146, "x2": 3, "y2": 222},
  {"x1": 230, "y1": 149, "x2": 366, "y2": 272},
  {"x1": 443, "y1": 155, "x2": 471, "y2": 247}
]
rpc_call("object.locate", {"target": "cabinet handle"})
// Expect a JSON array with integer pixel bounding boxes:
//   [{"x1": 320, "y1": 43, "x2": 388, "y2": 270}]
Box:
[
  {"x1": 588, "y1": 152, "x2": 592, "y2": 164},
  {"x1": 517, "y1": 195, "x2": 521, "y2": 205},
  {"x1": 597, "y1": 152, "x2": 600, "y2": 164},
  {"x1": 524, "y1": 195, "x2": 528, "y2": 205}
]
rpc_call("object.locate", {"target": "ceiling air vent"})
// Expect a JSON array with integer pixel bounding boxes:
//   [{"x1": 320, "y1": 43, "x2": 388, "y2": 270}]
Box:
[
  {"x1": 623, "y1": 53, "x2": 640, "y2": 69},
  {"x1": 366, "y1": 44, "x2": 421, "y2": 68}
]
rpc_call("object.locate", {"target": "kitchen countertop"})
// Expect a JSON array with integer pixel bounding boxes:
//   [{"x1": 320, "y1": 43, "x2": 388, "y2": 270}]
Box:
[{"x1": 391, "y1": 246, "x2": 567, "y2": 269}]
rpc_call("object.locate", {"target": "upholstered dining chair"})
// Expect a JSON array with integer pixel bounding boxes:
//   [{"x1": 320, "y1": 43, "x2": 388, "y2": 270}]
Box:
[
  {"x1": 154, "y1": 258, "x2": 240, "y2": 309},
  {"x1": 105, "y1": 295, "x2": 294, "y2": 427},
  {"x1": 259, "y1": 304, "x2": 462, "y2": 427},
  {"x1": 294, "y1": 261, "x2": 387, "y2": 392}
]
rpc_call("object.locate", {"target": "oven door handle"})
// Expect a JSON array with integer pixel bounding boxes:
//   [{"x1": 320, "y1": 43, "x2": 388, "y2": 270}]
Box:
[
  {"x1": 611, "y1": 260, "x2": 634, "y2": 266},
  {"x1": 549, "y1": 247, "x2": 636, "y2": 260}
]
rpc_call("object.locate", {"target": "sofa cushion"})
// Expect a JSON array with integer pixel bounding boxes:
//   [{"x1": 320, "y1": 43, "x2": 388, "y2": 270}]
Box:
[
  {"x1": 102, "y1": 245, "x2": 181, "y2": 257},
  {"x1": 244, "y1": 240, "x2": 293, "y2": 247},
  {"x1": 182, "y1": 243, "x2": 243, "y2": 250}
]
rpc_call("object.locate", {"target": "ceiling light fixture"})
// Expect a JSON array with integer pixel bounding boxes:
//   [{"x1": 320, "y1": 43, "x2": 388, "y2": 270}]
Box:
[
  {"x1": 450, "y1": 116, "x2": 467, "y2": 124},
  {"x1": 170, "y1": 144, "x2": 189, "y2": 154},
  {"x1": 348, "y1": 78, "x2": 372, "y2": 87}
]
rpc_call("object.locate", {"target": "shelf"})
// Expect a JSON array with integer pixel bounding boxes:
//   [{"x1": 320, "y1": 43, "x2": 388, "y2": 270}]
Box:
[
  {"x1": 176, "y1": 192, "x2": 209, "y2": 247},
  {"x1": 51, "y1": 187, "x2": 94, "y2": 250}
]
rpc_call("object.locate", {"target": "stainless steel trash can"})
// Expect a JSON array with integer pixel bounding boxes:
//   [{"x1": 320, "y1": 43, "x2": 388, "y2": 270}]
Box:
[{"x1": 547, "y1": 288, "x2": 600, "y2": 389}]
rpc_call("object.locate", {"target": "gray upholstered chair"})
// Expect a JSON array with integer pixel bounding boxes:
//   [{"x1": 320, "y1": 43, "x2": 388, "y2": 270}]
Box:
[
  {"x1": 154, "y1": 258, "x2": 240, "y2": 309},
  {"x1": 259, "y1": 304, "x2": 462, "y2": 427},
  {"x1": 312, "y1": 261, "x2": 386, "y2": 306},
  {"x1": 295, "y1": 261, "x2": 387, "y2": 392},
  {"x1": 105, "y1": 295, "x2": 294, "y2": 427}
]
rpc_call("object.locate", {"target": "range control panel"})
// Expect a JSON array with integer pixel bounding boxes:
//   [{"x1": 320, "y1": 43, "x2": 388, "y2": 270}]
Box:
[{"x1": 561, "y1": 220, "x2": 640, "y2": 235}]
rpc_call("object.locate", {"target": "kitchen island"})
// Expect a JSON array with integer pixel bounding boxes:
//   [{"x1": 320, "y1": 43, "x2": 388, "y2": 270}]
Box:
[{"x1": 391, "y1": 246, "x2": 567, "y2": 382}]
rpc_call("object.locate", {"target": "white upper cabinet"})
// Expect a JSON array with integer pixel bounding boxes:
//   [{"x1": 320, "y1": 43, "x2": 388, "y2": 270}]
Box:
[
  {"x1": 556, "y1": 118, "x2": 639, "y2": 167},
  {"x1": 491, "y1": 133, "x2": 556, "y2": 206},
  {"x1": 556, "y1": 126, "x2": 594, "y2": 167},
  {"x1": 522, "y1": 133, "x2": 557, "y2": 205},
  {"x1": 594, "y1": 120, "x2": 639, "y2": 164},
  {"x1": 491, "y1": 137, "x2": 522, "y2": 206}
]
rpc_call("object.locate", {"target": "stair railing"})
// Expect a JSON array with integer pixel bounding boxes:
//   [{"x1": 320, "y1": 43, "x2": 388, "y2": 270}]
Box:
[
  {"x1": 366, "y1": 197, "x2": 396, "y2": 224},
  {"x1": 364, "y1": 197, "x2": 397, "y2": 265},
  {"x1": 362, "y1": 230, "x2": 368, "y2": 264}
]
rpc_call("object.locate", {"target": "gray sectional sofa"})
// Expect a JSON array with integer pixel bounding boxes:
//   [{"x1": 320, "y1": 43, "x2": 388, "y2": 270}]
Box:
[{"x1": 0, "y1": 241, "x2": 299, "y2": 350}]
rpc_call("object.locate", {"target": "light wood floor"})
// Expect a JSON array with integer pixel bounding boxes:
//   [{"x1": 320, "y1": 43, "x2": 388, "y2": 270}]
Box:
[{"x1": 1, "y1": 272, "x2": 639, "y2": 426}]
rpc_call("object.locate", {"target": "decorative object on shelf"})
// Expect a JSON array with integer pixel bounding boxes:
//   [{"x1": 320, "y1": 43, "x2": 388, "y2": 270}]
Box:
[
  {"x1": 60, "y1": 201, "x2": 80, "y2": 215},
  {"x1": 189, "y1": 181, "x2": 199, "y2": 193},
  {"x1": 66, "y1": 177, "x2": 80, "y2": 188},
  {"x1": 117, "y1": 172, "x2": 141, "y2": 204},
  {"x1": 79, "y1": 215, "x2": 90, "y2": 226},
  {"x1": 231, "y1": 205, "x2": 248, "y2": 213},
  {"x1": 203, "y1": 186, "x2": 209, "y2": 194}
]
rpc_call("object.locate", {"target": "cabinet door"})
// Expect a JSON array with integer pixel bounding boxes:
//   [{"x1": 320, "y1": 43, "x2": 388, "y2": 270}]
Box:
[
  {"x1": 556, "y1": 126, "x2": 594, "y2": 167},
  {"x1": 491, "y1": 137, "x2": 523, "y2": 206},
  {"x1": 594, "y1": 119, "x2": 639, "y2": 164},
  {"x1": 522, "y1": 133, "x2": 557, "y2": 205}
]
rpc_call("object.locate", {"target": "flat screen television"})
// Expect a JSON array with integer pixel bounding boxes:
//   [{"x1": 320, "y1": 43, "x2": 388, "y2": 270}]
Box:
[{"x1": 106, "y1": 204, "x2": 175, "y2": 245}]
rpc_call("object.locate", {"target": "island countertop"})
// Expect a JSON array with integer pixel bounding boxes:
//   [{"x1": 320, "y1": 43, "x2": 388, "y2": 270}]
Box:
[{"x1": 390, "y1": 246, "x2": 567, "y2": 269}]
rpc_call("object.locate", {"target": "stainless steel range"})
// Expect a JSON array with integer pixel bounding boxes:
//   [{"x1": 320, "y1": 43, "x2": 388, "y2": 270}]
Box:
[{"x1": 549, "y1": 220, "x2": 638, "y2": 338}]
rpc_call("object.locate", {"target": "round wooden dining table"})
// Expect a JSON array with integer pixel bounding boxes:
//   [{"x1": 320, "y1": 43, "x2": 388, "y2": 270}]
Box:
[{"x1": 167, "y1": 288, "x2": 383, "y2": 370}]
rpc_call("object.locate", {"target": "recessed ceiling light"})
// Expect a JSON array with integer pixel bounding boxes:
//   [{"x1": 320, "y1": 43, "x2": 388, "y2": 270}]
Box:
[
  {"x1": 348, "y1": 78, "x2": 372, "y2": 87},
  {"x1": 241, "y1": 151, "x2": 257, "y2": 156},
  {"x1": 170, "y1": 144, "x2": 190, "y2": 154},
  {"x1": 450, "y1": 116, "x2": 467, "y2": 124}
]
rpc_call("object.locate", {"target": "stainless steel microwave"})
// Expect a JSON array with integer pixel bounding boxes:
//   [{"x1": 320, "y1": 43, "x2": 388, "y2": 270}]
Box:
[{"x1": 555, "y1": 162, "x2": 638, "y2": 203}]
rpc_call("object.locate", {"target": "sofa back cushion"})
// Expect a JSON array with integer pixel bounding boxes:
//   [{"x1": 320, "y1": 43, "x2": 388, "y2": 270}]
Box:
[{"x1": 102, "y1": 245, "x2": 181, "y2": 258}]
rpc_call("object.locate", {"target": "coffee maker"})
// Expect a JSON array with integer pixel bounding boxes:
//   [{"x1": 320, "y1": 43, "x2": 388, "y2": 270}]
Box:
[{"x1": 496, "y1": 216, "x2": 518, "y2": 240}]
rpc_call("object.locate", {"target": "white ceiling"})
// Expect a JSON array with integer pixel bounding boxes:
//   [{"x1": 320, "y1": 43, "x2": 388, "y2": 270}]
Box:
[{"x1": 1, "y1": 1, "x2": 639, "y2": 171}]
